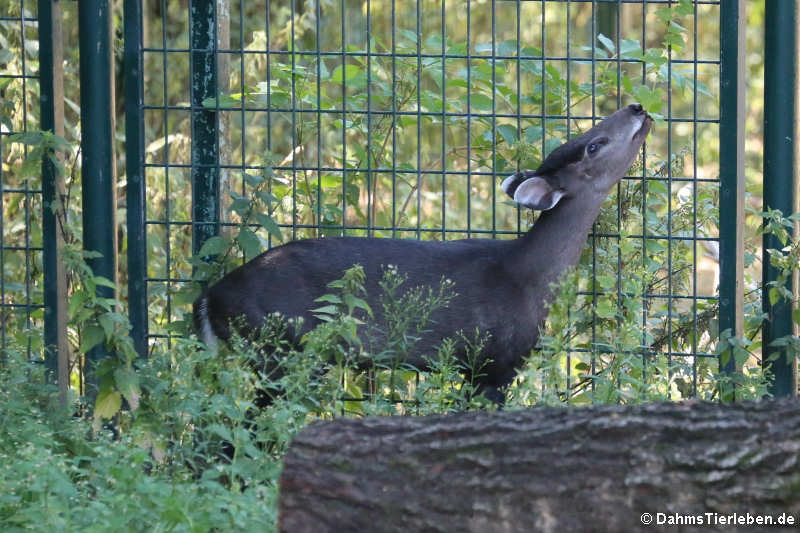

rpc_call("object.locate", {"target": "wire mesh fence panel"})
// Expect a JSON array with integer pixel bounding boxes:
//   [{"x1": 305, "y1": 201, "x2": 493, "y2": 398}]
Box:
[
  {"x1": 0, "y1": 1, "x2": 46, "y2": 359},
  {"x1": 129, "y1": 0, "x2": 738, "y2": 403}
]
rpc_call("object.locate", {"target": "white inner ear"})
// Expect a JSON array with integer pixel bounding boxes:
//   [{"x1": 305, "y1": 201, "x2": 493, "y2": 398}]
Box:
[
  {"x1": 513, "y1": 177, "x2": 564, "y2": 210},
  {"x1": 513, "y1": 176, "x2": 549, "y2": 204},
  {"x1": 542, "y1": 189, "x2": 565, "y2": 210}
]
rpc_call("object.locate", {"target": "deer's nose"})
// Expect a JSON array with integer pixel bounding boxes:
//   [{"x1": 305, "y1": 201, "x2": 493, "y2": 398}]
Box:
[{"x1": 629, "y1": 103, "x2": 644, "y2": 115}]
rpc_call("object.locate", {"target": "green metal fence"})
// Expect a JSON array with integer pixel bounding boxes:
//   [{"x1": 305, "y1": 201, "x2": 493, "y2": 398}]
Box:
[
  {"x1": 1, "y1": 0, "x2": 68, "y2": 388},
  {"x1": 762, "y1": 1, "x2": 798, "y2": 397},
  {"x1": 121, "y1": 0, "x2": 747, "y2": 399},
  {"x1": 6, "y1": 1, "x2": 799, "y2": 401},
  {"x1": 0, "y1": 1, "x2": 50, "y2": 359}
]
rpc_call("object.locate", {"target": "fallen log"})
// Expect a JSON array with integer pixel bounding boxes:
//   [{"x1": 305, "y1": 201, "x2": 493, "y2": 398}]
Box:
[{"x1": 279, "y1": 399, "x2": 800, "y2": 533}]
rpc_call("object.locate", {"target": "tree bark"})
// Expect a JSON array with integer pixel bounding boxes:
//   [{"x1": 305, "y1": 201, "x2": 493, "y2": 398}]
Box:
[{"x1": 279, "y1": 399, "x2": 800, "y2": 533}]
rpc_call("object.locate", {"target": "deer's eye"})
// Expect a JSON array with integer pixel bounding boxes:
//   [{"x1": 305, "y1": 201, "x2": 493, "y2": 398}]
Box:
[{"x1": 586, "y1": 137, "x2": 609, "y2": 156}]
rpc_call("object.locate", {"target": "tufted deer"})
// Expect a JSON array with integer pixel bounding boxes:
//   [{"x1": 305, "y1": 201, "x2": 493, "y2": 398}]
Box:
[{"x1": 194, "y1": 104, "x2": 652, "y2": 404}]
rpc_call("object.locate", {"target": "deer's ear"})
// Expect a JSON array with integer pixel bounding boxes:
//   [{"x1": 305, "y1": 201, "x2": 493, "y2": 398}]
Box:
[
  {"x1": 512, "y1": 176, "x2": 564, "y2": 211},
  {"x1": 501, "y1": 170, "x2": 535, "y2": 198}
]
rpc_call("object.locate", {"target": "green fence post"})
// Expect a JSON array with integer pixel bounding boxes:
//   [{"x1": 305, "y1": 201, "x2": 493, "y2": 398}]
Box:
[
  {"x1": 190, "y1": 0, "x2": 220, "y2": 257},
  {"x1": 124, "y1": 0, "x2": 148, "y2": 358},
  {"x1": 596, "y1": 0, "x2": 617, "y2": 44},
  {"x1": 718, "y1": 0, "x2": 746, "y2": 401},
  {"x1": 39, "y1": 0, "x2": 68, "y2": 400},
  {"x1": 763, "y1": 0, "x2": 798, "y2": 397},
  {"x1": 79, "y1": 0, "x2": 117, "y2": 397}
]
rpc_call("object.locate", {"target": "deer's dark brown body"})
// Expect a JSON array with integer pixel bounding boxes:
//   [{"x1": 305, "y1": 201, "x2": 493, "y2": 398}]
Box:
[{"x1": 195, "y1": 104, "x2": 652, "y2": 404}]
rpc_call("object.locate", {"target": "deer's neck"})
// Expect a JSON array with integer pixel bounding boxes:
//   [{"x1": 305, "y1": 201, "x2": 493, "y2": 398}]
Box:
[{"x1": 509, "y1": 192, "x2": 607, "y2": 293}]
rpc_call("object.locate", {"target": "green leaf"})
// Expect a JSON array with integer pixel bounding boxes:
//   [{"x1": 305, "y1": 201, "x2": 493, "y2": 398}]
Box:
[
  {"x1": 98, "y1": 313, "x2": 114, "y2": 340},
  {"x1": 80, "y1": 324, "x2": 105, "y2": 354},
  {"x1": 645, "y1": 240, "x2": 666, "y2": 253},
  {"x1": 243, "y1": 172, "x2": 265, "y2": 187},
  {"x1": 619, "y1": 39, "x2": 642, "y2": 58},
  {"x1": 675, "y1": 0, "x2": 693, "y2": 16},
  {"x1": 197, "y1": 236, "x2": 228, "y2": 257},
  {"x1": 655, "y1": 6, "x2": 672, "y2": 23},
  {"x1": 113, "y1": 367, "x2": 141, "y2": 410},
  {"x1": 470, "y1": 93, "x2": 493, "y2": 111},
  {"x1": 330, "y1": 64, "x2": 362, "y2": 84},
  {"x1": 643, "y1": 48, "x2": 668, "y2": 70},
  {"x1": 632, "y1": 85, "x2": 664, "y2": 114},
  {"x1": 694, "y1": 80, "x2": 713, "y2": 98},
  {"x1": 425, "y1": 33, "x2": 443, "y2": 50},
  {"x1": 596, "y1": 274, "x2": 616, "y2": 290},
  {"x1": 769, "y1": 287, "x2": 781, "y2": 306},
  {"x1": 314, "y1": 294, "x2": 342, "y2": 304},
  {"x1": 597, "y1": 33, "x2": 615, "y2": 54},
  {"x1": 20, "y1": 153, "x2": 42, "y2": 177},
  {"x1": 792, "y1": 309, "x2": 800, "y2": 325},
  {"x1": 733, "y1": 346, "x2": 750, "y2": 367},
  {"x1": 201, "y1": 93, "x2": 240, "y2": 109},
  {"x1": 545, "y1": 64, "x2": 563, "y2": 82},
  {"x1": 208, "y1": 423, "x2": 232, "y2": 442},
  {"x1": 257, "y1": 190, "x2": 280, "y2": 204},
  {"x1": 311, "y1": 305, "x2": 338, "y2": 315},
  {"x1": 595, "y1": 297, "x2": 616, "y2": 319},
  {"x1": 254, "y1": 213, "x2": 283, "y2": 242},
  {"x1": 319, "y1": 174, "x2": 341, "y2": 189},
  {"x1": 621, "y1": 75, "x2": 634, "y2": 94},
  {"x1": 230, "y1": 196, "x2": 251, "y2": 217},
  {"x1": 343, "y1": 295, "x2": 373, "y2": 316},
  {"x1": 94, "y1": 389, "x2": 122, "y2": 420},
  {"x1": 397, "y1": 29, "x2": 418, "y2": 46},
  {"x1": 6, "y1": 132, "x2": 44, "y2": 145},
  {"x1": 582, "y1": 45, "x2": 608, "y2": 59},
  {"x1": 544, "y1": 137, "x2": 562, "y2": 157},
  {"x1": 237, "y1": 228, "x2": 262, "y2": 259},
  {"x1": 92, "y1": 276, "x2": 116, "y2": 289},
  {"x1": 521, "y1": 45, "x2": 542, "y2": 57},
  {"x1": 664, "y1": 31, "x2": 685, "y2": 51},
  {"x1": 519, "y1": 60, "x2": 542, "y2": 76},
  {"x1": 525, "y1": 126, "x2": 544, "y2": 144},
  {"x1": 670, "y1": 20, "x2": 688, "y2": 33},
  {"x1": 447, "y1": 42, "x2": 468, "y2": 55},
  {"x1": 497, "y1": 40, "x2": 518, "y2": 56},
  {"x1": 496, "y1": 124, "x2": 518, "y2": 145}
]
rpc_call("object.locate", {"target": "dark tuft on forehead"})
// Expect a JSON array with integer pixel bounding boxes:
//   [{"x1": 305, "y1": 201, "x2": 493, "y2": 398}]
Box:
[
  {"x1": 502, "y1": 170, "x2": 536, "y2": 197},
  {"x1": 534, "y1": 135, "x2": 587, "y2": 176}
]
